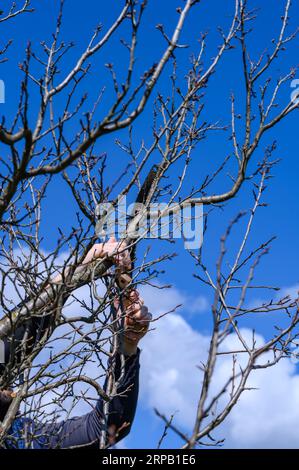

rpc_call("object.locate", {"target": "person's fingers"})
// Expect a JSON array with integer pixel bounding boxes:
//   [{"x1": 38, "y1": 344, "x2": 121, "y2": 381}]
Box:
[
  {"x1": 137, "y1": 307, "x2": 152, "y2": 324},
  {"x1": 125, "y1": 315, "x2": 150, "y2": 329},
  {"x1": 122, "y1": 290, "x2": 140, "y2": 310},
  {"x1": 124, "y1": 316, "x2": 151, "y2": 340},
  {"x1": 126, "y1": 297, "x2": 145, "y2": 316},
  {"x1": 140, "y1": 307, "x2": 152, "y2": 322},
  {"x1": 93, "y1": 239, "x2": 131, "y2": 269},
  {"x1": 126, "y1": 302, "x2": 146, "y2": 316},
  {"x1": 115, "y1": 250, "x2": 131, "y2": 270},
  {"x1": 92, "y1": 243, "x2": 107, "y2": 258},
  {"x1": 129, "y1": 289, "x2": 139, "y2": 299},
  {"x1": 103, "y1": 240, "x2": 117, "y2": 255},
  {"x1": 83, "y1": 244, "x2": 101, "y2": 263},
  {"x1": 128, "y1": 290, "x2": 144, "y2": 305},
  {"x1": 126, "y1": 306, "x2": 151, "y2": 330},
  {"x1": 84, "y1": 239, "x2": 131, "y2": 265},
  {"x1": 115, "y1": 290, "x2": 150, "y2": 327},
  {"x1": 111, "y1": 242, "x2": 131, "y2": 271},
  {"x1": 116, "y1": 255, "x2": 131, "y2": 269},
  {"x1": 125, "y1": 304, "x2": 142, "y2": 321}
]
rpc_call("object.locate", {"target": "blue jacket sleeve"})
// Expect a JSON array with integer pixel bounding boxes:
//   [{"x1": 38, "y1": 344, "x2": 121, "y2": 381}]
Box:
[{"x1": 32, "y1": 350, "x2": 140, "y2": 449}]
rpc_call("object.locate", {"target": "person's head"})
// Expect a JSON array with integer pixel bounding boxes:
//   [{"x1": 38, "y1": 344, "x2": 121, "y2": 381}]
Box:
[{"x1": 0, "y1": 390, "x2": 13, "y2": 421}]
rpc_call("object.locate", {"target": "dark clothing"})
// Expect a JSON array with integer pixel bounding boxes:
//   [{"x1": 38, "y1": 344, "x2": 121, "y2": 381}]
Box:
[
  {"x1": 0, "y1": 308, "x2": 53, "y2": 378},
  {"x1": 5, "y1": 351, "x2": 140, "y2": 449},
  {"x1": 1, "y1": 312, "x2": 140, "y2": 449}
]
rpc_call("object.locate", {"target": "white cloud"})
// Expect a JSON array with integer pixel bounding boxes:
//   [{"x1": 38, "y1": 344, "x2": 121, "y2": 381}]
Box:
[
  {"x1": 3, "y1": 252, "x2": 299, "y2": 449},
  {"x1": 247, "y1": 283, "x2": 299, "y2": 311},
  {"x1": 279, "y1": 283, "x2": 299, "y2": 301},
  {"x1": 139, "y1": 285, "x2": 299, "y2": 449},
  {"x1": 140, "y1": 313, "x2": 209, "y2": 427},
  {"x1": 224, "y1": 361, "x2": 299, "y2": 448},
  {"x1": 43, "y1": 280, "x2": 299, "y2": 448}
]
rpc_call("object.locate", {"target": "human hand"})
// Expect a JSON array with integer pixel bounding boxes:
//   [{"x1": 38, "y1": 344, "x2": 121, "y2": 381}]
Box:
[
  {"x1": 114, "y1": 289, "x2": 152, "y2": 356},
  {"x1": 82, "y1": 236, "x2": 131, "y2": 273}
]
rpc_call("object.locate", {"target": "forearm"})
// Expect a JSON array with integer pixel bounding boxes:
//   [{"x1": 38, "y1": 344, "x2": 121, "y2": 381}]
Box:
[
  {"x1": 0, "y1": 257, "x2": 116, "y2": 374},
  {"x1": 103, "y1": 349, "x2": 140, "y2": 444},
  {"x1": 0, "y1": 289, "x2": 55, "y2": 372},
  {"x1": 0, "y1": 316, "x2": 48, "y2": 379},
  {"x1": 0, "y1": 257, "x2": 113, "y2": 341},
  {"x1": 31, "y1": 350, "x2": 140, "y2": 449}
]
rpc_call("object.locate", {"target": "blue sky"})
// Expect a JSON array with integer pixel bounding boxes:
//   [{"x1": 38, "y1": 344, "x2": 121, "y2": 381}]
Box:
[{"x1": 1, "y1": 0, "x2": 299, "y2": 448}]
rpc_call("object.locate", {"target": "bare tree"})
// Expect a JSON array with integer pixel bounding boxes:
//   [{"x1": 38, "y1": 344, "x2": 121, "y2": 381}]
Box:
[
  {"x1": 156, "y1": 160, "x2": 299, "y2": 448},
  {"x1": 0, "y1": 0, "x2": 298, "y2": 449}
]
